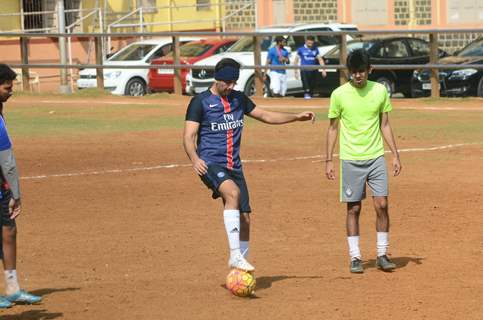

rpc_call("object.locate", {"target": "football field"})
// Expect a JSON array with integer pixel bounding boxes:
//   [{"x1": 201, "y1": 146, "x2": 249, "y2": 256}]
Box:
[{"x1": 1, "y1": 92, "x2": 483, "y2": 319}]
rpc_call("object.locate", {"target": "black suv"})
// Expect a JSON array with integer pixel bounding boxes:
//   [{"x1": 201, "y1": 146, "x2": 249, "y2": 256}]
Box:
[
  {"x1": 412, "y1": 37, "x2": 483, "y2": 97},
  {"x1": 320, "y1": 37, "x2": 448, "y2": 97}
]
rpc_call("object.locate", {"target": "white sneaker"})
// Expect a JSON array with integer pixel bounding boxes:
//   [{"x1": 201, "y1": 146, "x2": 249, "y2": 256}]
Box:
[{"x1": 228, "y1": 252, "x2": 255, "y2": 271}]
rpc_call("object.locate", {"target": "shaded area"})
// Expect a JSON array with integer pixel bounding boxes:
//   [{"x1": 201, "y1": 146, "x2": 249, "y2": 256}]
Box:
[
  {"x1": 256, "y1": 275, "x2": 324, "y2": 291},
  {"x1": 363, "y1": 256, "x2": 425, "y2": 271},
  {"x1": 1, "y1": 309, "x2": 63, "y2": 320}
]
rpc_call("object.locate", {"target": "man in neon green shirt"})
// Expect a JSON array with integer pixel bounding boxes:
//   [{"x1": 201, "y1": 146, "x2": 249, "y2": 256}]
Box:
[{"x1": 325, "y1": 49, "x2": 402, "y2": 273}]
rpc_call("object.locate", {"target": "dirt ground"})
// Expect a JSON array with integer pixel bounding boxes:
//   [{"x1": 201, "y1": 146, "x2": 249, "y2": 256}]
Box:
[{"x1": 1, "y1": 94, "x2": 483, "y2": 319}]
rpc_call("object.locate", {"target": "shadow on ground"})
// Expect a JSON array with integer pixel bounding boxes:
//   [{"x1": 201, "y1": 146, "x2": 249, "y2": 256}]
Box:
[{"x1": 363, "y1": 256, "x2": 425, "y2": 272}]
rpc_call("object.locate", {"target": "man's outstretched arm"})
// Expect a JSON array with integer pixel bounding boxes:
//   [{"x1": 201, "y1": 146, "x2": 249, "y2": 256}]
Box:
[{"x1": 247, "y1": 107, "x2": 315, "y2": 124}]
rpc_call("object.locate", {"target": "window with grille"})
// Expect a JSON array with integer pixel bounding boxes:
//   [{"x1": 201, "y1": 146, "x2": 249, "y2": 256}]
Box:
[
  {"x1": 197, "y1": 0, "x2": 211, "y2": 11},
  {"x1": 22, "y1": 0, "x2": 43, "y2": 32}
]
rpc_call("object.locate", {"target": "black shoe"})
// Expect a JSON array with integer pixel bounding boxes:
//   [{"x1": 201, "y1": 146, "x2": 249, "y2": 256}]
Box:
[
  {"x1": 376, "y1": 255, "x2": 396, "y2": 271},
  {"x1": 350, "y1": 258, "x2": 364, "y2": 273}
]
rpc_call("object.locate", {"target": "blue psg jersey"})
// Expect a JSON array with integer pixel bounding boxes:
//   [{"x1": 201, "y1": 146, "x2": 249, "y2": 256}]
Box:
[
  {"x1": 297, "y1": 45, "x2": 320, "y2": 65},
  {"x1": 185, "y1": 90, "x2": 256, "y2": 170}
]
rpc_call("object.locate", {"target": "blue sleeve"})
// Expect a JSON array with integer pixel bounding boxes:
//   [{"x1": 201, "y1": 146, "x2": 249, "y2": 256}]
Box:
[
  {"x1": 185, "y1": 96, "x2": 203, "y2": 123},
  {"x1": 267, "y1": 48, "x2": 274, "y2": 61},
  {"x1": 0, "y1": 118, "x2": 12, "y2": 151},
  {"x1": 241, "y1": 93, "x2": 256, "y2": 114}
]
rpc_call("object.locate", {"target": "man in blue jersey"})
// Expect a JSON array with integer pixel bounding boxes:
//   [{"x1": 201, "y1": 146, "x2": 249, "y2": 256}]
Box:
[
  {"x1": 183, "y1": 58, "x2": 315, "y2": 272},
  {"x1": 0, "y1": 64, "x2": 41, "y2": 308},
  {"x1": 294, "y1": 36, "x2": 327, "y2": 99},
  {"x1": 264, "y1": 36, "x2": 290, "y2": 97}
]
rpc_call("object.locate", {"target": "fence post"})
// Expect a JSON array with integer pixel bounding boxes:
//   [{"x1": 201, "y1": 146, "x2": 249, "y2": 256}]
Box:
[
  {"x1": 19, "y1": 37, "x2": 30, "y2": 91},
  {"x1": 339, "y1": 33, "x2": 348, "y2": 85},
  {"x1": 429, "y1": 32, "x2": 440, "y2": 98},
  {"x1": 95, "y1": 36, "x2": 104, "y2": 90},
  {"x1": 253, "y1": 35, "x2": 263, "y2": 97},
  {"x1": 173, "y1": 35, "x2": 182, "y2": 95}
]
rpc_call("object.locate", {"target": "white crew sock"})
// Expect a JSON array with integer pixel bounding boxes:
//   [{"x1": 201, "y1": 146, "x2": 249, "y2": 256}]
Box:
[
  {"x1": 4, "y1": 270, "x2": 20, "y2": 296},
  {"x1": 347, "y1": 236, "x2": 361, "y2": 261},
  {"x1": 240, "y1": 241, "x2": 249, "y2": 258},
  {"x1": 224, "y1": 210, "x2": 241, "y2": 258},
  {"x1": 377, "y1": 232, "x2": 389, "y2": 257}
]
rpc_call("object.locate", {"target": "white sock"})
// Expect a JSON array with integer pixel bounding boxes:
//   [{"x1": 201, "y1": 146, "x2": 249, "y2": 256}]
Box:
[
  {"x1": 377, "y1": 232, "x2": 389, "y2": 257},
  {"x1": 240, "y1": 241, "x2": 249, "y2": 258},
  {"x1": 224, "y1": 210, "x2": 241, "y2": 258},
  {"x1": 4, "y1": 270, "x2": 20, "y2": 296},
  {"x1": 347, "y1": 236, "x2": 361, "y2": 261}
]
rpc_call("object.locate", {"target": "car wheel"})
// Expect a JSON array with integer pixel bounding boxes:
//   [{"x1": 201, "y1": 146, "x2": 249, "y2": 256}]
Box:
[
  {"x1": 477, "y1": 77, "x2": 483, "y2": 97},
  {"x1": 125, "y1": 78, "x2": 147, "y2": 96},
  {"x1": 375, "y1": 76, "x2": 395, "y2": 97},
  {"x1": 244, "y1": 76, "x2": 271, "y2": 97}
]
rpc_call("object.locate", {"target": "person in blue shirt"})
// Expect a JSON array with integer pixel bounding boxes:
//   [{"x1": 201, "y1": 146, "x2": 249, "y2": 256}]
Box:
[
  {"x1": 0, "y1": 64, "x2": 41, "y2": 308},
  {"x1": 294, "y1": 36, "x2": 327, "y2": 99},
  {"x1": 183, "y1": 58, "x2": 315, "y2": 273},
  {"x1": 264, "y1": 36, "x2": 290, "y2": 97}
]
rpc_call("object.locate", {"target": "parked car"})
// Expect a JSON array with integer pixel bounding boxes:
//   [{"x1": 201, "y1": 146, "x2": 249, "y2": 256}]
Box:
[
  {"x1": 412, "y1": 37, "x2": 483, "y2": 97},
  {"x1": 321, "y1": 37, "x2": 448, "y2": 97},
  {"x1": 185, "y1": 23, "x2": 358, "y2": 96},
  {"x1": 77, "y1": 37, "x2": 200, "y2": 96},
  {"x1": 148, "y1": 38, "x2": 237, "y2": 93}
]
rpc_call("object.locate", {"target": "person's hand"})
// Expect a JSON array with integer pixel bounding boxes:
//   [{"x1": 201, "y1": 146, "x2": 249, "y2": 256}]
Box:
[
  {"x1": 263, "y1": 73, "x2": 267, "y2": 81},
  {"x1": 393, "y1": 156, "x2": 402, "y2": 176},
  {"x1": 320, "y1": 70, "x2": 327, "y2": 78},
  {"x1": 296, "y1": 111, "x2": 316, "y2": 123},
  {"x1": 8, "y1": 198, "x2": 21, "y2": 219},
  {"x1": 325, "y1": 160, "x2": 335, "y2": 180},
  {"x1": 192, "y1": 158, "x2": 208, "y2": 176}
]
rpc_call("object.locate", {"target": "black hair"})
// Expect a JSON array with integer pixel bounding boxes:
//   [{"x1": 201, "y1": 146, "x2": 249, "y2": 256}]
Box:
[
  {"x1": 215, "y1": 58, "x2": 240, "y2": 72},
  {"x1": 346, "y1": 49, "x2": 370, "y2": 71},
  {"x1": 274, "y1": 36, "x2": 286, "y2": 43},
  {"x1": 0, "y1": 64, "x2": 16, "y2": 85},
  {"x1": 306, "y1": 36, "x2": 315, "y2": 41}
]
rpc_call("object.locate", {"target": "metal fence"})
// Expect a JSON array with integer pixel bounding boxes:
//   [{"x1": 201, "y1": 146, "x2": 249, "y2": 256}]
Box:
[{"x1": 2, "y1": 29, "x2": 483, "y2": 98}]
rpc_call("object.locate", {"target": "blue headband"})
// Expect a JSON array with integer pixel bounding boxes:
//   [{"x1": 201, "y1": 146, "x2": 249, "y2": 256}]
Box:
[{"x1": 214, "y1": 66, "x2": 239, "y2": 81}]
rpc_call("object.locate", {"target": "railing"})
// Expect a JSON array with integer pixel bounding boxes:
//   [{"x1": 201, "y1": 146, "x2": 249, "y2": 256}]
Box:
[{"x1": 3, "y1": 29, "x2": 483, "y2": 97}]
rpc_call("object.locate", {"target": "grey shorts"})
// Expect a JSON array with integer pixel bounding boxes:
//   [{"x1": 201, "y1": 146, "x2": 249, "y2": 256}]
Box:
[{"x1": 340, "y1": 156, "x2": 388, "y2": 202}]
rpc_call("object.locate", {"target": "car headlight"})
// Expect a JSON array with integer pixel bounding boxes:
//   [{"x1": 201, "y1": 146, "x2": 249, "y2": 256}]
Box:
[
  {"x1": 448, "y1": 68, "x2": 477, "y2": 81},
  {"x1": 104, "y1": 71, "x2": 122, "y2": 80}
]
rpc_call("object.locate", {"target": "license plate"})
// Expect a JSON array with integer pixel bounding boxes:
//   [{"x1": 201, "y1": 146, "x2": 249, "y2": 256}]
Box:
[
  {"x1": 422, "y1": 83, "x2": 441, "y2": 90},
  {"x1": 157, "y1": 69, "x2": 173, "y2": 75},
  {"x1": 77, "y1": 79, "x2": 96, "y2": 88}
]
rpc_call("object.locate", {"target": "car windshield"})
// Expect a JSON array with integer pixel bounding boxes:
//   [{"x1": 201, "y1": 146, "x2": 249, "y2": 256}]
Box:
[
  {"x1": 325, "y1": 41, "x2": 375, "y2": 59},
  {"x1": 458, "y1": 39, "x2": 483, "y2": 57},
  {"x1": 108, "y1": 44, "x2": 157, "y2": 61},
  {"x1": 228, "y1": 36, "x2": 273, "y2": 52},
  {"x1": 166, "y1": 43, "x2": 213, "y2": 57}
]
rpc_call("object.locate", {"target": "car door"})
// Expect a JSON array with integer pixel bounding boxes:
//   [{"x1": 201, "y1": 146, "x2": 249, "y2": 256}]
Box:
[{"x1": 377, "y1": 39, "x2": 413, "y2": 92}]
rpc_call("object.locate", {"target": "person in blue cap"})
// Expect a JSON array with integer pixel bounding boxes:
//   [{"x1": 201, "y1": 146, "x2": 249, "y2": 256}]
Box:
[
  {"x1": 183, "y1": 58, "x2": 315, "y2": 272},
  {"x1": 0, "y1": 64, "x2": 42, "y2": 308}
]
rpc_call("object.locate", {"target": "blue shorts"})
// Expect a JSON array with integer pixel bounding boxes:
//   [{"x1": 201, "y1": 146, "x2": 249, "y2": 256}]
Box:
[{"x1": 200, "y1": 163, "x2": 251, "y2": 213}]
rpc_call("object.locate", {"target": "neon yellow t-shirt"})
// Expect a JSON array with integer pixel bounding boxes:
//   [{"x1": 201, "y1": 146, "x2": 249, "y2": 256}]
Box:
[{"x1": 328, "y1": 81, "x2": 392, "y2": 160}]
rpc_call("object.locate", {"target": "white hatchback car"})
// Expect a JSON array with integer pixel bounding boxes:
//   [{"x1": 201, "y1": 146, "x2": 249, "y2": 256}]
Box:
[
  {"x1": 185, "y1": 23, "x2": 358, "y2": 96},
  {"x1": 77, "y1": 37, "x2": 200, "y2": 96}
]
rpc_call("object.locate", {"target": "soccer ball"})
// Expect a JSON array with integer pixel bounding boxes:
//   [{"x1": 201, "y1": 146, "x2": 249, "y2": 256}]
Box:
[{"x1": 225, "y1": 269, "x2": 256, "y2": 297}]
